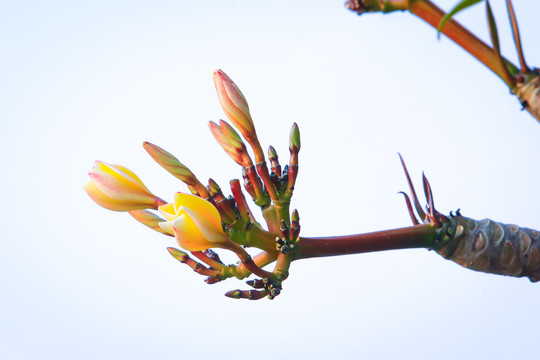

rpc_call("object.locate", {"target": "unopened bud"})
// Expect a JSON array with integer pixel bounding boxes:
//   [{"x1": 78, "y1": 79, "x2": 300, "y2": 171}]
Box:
[
  {"x1": 291, "y1": 209, "x2": 300, "y2": 223},
  {"x1": 289, "y1": 123, "x2": 300, "y2": 153},
  {"x1": 167, "y1": 247, "x2": 188, "y2": 263},
  {"x1": 129, "y1": 210, "x2": 172, "y2": 236},
  {"x1": 143, "y1": 142, "x2": 197, "y2": 185},
  {"x1": 213, "y1": 69, "x2": 256, "y2": 140},
  {"x1": 208, "y1": 178, "x2": 222, "y2": 197},
  {"x1": 224, "y1": 289, "x2": 242, "y2": 299}
]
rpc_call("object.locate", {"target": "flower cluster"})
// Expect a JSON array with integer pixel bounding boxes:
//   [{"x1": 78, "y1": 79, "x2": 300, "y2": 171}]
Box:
[{"x1": 85, "y1": 70, "x2": 301, "y2": 300}]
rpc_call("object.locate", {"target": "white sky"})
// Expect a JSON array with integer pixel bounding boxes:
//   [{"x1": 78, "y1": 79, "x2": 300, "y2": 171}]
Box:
[{"x1": 2, "y1": 1, "x2": 540, "y2": 359}]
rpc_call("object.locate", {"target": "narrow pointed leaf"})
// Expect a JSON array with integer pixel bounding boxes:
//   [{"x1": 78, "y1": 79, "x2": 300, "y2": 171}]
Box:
[
  {"x1": 486, "y1": 1, "x2": 500, "y2": 54},
  {"x1": 486, "y1": 1, "x2": 516, "y2": 87},
  {"x1": 505, "y1": 0, "x2": 529, "y2": 72}
]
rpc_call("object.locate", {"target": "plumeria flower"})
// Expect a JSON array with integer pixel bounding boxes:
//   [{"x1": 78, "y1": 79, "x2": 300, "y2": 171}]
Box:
[
  {"x1": 158, "y1": 192, "x2": 232, "y2": 252},
  {"x1": 85, "y1": 161, "x2": 166, "y2": 211}
]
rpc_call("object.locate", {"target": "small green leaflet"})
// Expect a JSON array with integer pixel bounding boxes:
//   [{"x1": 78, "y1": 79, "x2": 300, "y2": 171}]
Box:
[{"x1": 438, "y1": 0, "x2": 484, "y2": 35}]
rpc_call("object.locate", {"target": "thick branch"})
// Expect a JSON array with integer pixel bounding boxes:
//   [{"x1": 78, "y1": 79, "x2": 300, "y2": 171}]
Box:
[{"x1": 295, "y1": 224, "x2": 437, "y2": 259}]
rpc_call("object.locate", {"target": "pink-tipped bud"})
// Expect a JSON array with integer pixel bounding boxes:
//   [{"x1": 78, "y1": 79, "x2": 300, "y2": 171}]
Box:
[
  {"x1": 84, "y1": 161, "x2": 165, "y2": 211},
  {"x1": 208, "y1": 120, "x2": 251, "y2": 167},
  {"x1": 143, "y1": 142, "x2": 198, "y2": 185},
  {"x1": 129, "y1": 210, "x2": 172, "y2": 236},
  {"x1": 213, "y1": 69, "x2": 256, "y2": 140}
]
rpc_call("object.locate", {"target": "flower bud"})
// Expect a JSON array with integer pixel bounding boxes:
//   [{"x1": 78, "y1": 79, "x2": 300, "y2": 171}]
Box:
[
  {"x1": 268, "y1": 146, "x2": 278, "y2": 163},
  {"x1": 143, "y1": 142, "x2": 198, "y2": 186},
  {"x1": 158, "y1": 193, "x2": 232, "y2": 252},
  {"x1": 213, "y1": 69, "x2": 256, "y2": 140},
  {"x1": 289, "y1": 122, "x2": 300, "y2": 154},
  {"x1": 167, "y1": 247, "x2": 189, "y2": 263},
  {"x1": 208, "y1": 120, "x2": 251, "y2": 167},
  {"x1": 129, "y1": 210, "x2": 172, "y2": 236},
  {"x1": 85, "y1": 161, "x2": 164, "y2": 211}
]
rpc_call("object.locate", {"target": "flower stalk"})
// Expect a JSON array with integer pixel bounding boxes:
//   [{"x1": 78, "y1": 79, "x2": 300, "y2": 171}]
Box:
[
  {"x1": 295, "y1": 224, "x2": 437, "y2": 260},
  {"x1": 86, "y1": 68, "x2": 540, "y2": 301}
]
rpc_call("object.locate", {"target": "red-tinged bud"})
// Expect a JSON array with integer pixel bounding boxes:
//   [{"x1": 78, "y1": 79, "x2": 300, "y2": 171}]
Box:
[
  {"x1": 85, "y1": 161, "x2": 166, "y2": 212},
  {"x1": 268, "y1": 146, "x2": 278, "y2": 162},
  {"x1": 129, "y1": 210, "x2": 173, "y2": 236},
  {"x1": 224, "y1": 289, "x2": 268, "y2": 300},
  {"x1": 290, "y1": 209, "x2": 301, "y2": 241},
  {"x1": 208, "y1": 121, "x2": 252, "y2": 167},
  {"x1": 219, "y1": 120, "x2": 245, "y2": 150},
  {"x1": 167, "y1": 247, "x2": 188, "y2": 263},
  {"x1": 246, "y1": 279, "x2": 265, "y2": 289},
  {"x1": 213, "y1": 69, "x2": 256, "y2": 140},
  {"x1": 207, "y1": 178, "x2": 222, "y2": 197},
  {"x1": 225, "y1": 289, "x2": 242, "y2": 299},
  {"x1": 205, "y1": 277, "x2": 221, "y2": 284},
  {"x1": 268, "y1": 145, "x2": 281, "y2": 177},
  {"x1": 289, "y1": 123, "x2": 300, "y2": 154},
  {"x1": 291, "y1": 209, "x2": 300, "y2": 223},
  {"x1": 143, "y1": 142, "x2": 197, "y2": 185}
]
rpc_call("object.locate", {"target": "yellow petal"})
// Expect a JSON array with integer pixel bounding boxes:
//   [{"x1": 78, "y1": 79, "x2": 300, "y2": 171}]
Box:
[
  {"x1": 94, "y1": 161, "x2": 148, "y2": 192},
  {"x1": 158, "y1": 203, "x2": 177, "y2": 221},
  {"x1": 181, "y1": 206, "x2": 227, "y2": 243},
  {"x1": 173, "y1": 193, "x2": 222, "y2": 229},
  {"x1": 84, "y1": 181, "x2": 150, "y2": 211},
  {"x1": 88, "y1": 168, "x2": 155, "y2": 205},
  {"x1": 172, "y1": 213, "x2": 212, "y2": 251},
  {"x1": 114, "y1": 165, "x2": 149, "y2": 190},
  {"x1": 158, "y1": 221, "x2": 175, "y2": 236}
]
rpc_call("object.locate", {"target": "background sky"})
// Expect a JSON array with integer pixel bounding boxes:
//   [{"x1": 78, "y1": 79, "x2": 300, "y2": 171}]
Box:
[{"x1": 2, "y1": 1, "x2": 540, "y2": 359}]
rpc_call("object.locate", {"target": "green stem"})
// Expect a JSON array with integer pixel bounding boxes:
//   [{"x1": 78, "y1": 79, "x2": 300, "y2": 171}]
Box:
[
  {"x1": 295, "y1": 224, "x2": 437, "y2": 260},
  {"x1": 248, "y1": 225, "x2": 279, "y2": 253},
  {"x1": 230, "y1": 223, "x2": 278, "y2": 253},
  {"x1": 274, "y1": 201, "x2": 291, "y2": 226},
  {"x1": 221, "y1": 251, "x2": 278, "y2": 280},
  {"x1": 274, "y1": 253, "x2": 292, "y2": 280},
  {"x1": 262, "y1": 205, "x2": 279, "y2": 233}
]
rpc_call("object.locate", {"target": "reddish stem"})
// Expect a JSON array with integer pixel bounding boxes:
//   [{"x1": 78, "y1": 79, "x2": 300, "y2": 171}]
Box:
[
  {"x1": 410, "y1": 0, "x2": 518, "y2": 82},
  {"x1": 295, "y1": 224, "x2": 437, "y2": 260},
  {"x1": 230, "y1": 179, "x2": 253, "y2": 223}
]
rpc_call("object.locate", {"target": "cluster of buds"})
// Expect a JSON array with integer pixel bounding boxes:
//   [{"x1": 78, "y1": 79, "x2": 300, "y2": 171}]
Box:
[
  {"x1": 86, "y1": 69, "x2": 540, "y2": 290},
  {"x1": 85, "y1": 70, "x2": 302, "y2": 300},
  {"x1": 276, "y1": 210, "x2": 301, "y2": 254}
]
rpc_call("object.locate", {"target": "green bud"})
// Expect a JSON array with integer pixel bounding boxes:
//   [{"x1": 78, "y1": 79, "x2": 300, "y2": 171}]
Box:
[
  {"x1": 208, "y1": 178, "x2": 221, "y2": 196},
  {"x1": 219, "y1": 120, "x2": 246, "y2": 150},
  {"x1": 224, "y1": 290, "x2": 242, "y2": 299},
  {"x1": 289, "y1": 122, "x2": 300, "y2": 153},
  {"x1": 268, "y1": 145, "x2": 278, "y2": 161},
  {"x1": 167, "y1": 247, "x2": 188, "y2": 263},
  {"x1": 291, "y1": 209, "x2": 300, "y2": 223}
]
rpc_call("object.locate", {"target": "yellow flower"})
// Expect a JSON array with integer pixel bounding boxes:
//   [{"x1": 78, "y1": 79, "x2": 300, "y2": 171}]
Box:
[
  {"x1": 84, "y1": 161, "x2": 165, "y2": 211},
  {"x1": 158, "y1": 192, "x2": 230, "y2": 251}
]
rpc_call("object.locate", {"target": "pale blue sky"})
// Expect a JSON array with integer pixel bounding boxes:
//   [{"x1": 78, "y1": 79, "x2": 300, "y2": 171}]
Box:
[{"x1": 1, "y1": 1, "x2": 540, "y2": 359}]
